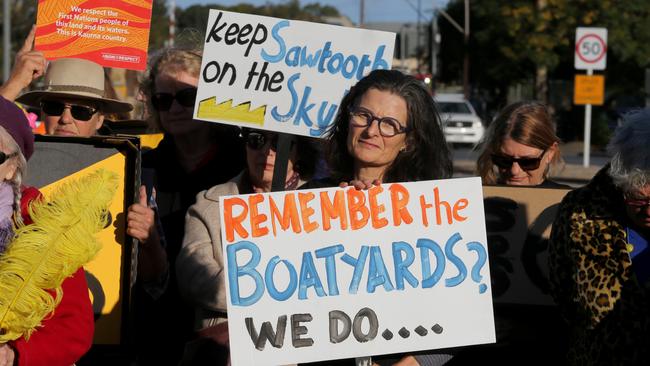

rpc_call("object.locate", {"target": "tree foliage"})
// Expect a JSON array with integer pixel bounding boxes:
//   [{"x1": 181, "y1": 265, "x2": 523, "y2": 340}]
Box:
[
  {"x1": 148, "y1": 0, "x2": 169, "y2": 51},
  {"x1": 439, "y1": 0, "x2": 650, "y2": 105}
]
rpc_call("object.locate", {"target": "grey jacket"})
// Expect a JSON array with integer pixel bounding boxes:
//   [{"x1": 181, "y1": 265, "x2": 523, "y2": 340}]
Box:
[
  {"x1": 176, "y1": 176, "x2": 241, "y2": 330},
  {"x1": 176, "y1": 172, "x2": 306, "y2": 330}
]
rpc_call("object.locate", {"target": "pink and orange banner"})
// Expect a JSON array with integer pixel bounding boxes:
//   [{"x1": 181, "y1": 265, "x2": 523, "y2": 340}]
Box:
[{"x1": 35, "y1": 0, "x2": 152, "y2": 71}]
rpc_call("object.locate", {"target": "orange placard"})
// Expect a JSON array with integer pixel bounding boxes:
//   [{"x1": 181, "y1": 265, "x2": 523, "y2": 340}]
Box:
[
  {"x1": 35, "y1": 0, "x2": 152, "y2": 71},
  {"x1": 574, "y1": 74, "x2": 605, "y2": 105}
]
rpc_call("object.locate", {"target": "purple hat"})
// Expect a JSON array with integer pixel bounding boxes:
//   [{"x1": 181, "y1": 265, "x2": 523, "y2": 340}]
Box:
[{"x1": 0, "y1": 96, "x2": 34, "y2": 161}]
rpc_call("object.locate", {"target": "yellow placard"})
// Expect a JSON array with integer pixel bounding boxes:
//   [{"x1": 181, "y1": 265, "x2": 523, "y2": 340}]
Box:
[
  {"x1": 40, "y1": 155, "x2": 126, "y2": 344},
  {"x1": 139, "y1": 133, "x2": 163, "y2": 149},
  {"x1": 574, "y1": 74, "x2": 605, "y2": 106}
]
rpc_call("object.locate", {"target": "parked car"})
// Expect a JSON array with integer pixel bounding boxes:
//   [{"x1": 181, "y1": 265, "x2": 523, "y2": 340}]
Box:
[{"x1": 434, "y1": 93, "x2": 484, "y2": 146}]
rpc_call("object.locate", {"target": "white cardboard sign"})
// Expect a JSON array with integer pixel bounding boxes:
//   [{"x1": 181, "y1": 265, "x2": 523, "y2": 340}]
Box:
[
  {"x1": 194, "y1": 10, "x2": 396, "y2": 138},
  {"x1": 575, "y1": 27, "x2": 607, "y2": 70},
  {"x1": 220, "y1": 178, "x2": 495, "y2": 365}
]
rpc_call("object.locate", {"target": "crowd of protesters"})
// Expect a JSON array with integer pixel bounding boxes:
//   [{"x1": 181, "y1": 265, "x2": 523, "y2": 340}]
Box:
[{"x1": 0, "y1": 25, "x2": 649, "y2": 366}]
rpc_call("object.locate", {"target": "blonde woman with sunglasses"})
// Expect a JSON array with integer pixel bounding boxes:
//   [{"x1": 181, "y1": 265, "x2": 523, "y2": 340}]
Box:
[
  {"x1": 475, "y1": 101, "x2": 566, "y2": 188},
  {"x1": 125, "y1": 44, "x2": 246, "y2": 365},
  {"x1": 465, "y1": 100, "x2": 570, "y2": 365}
]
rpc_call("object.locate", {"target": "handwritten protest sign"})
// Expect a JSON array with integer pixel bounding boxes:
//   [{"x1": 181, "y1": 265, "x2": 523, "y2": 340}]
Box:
[
  {"x1": 221, "y1": 178, "x2": 495, "y2": 365},
  {"x1": 483, "y1": 186, "x2": 570, "y2": 305},
  {"x1": 35, "y1": 0, "x2": 153, "y2": 70},
  {"x1": 195, "y1": 10, "x2": 395, "y2": 138}
]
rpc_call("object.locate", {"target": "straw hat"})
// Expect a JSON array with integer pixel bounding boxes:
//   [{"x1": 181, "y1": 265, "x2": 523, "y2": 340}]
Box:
[{"x1": 16, "y1": 58, "x2": 133, "y2": 114}]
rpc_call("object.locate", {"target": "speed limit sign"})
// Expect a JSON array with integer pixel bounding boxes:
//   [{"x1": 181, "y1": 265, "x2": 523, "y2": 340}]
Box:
[{"x1": 575, "y1": 27, "x2": 607, "y2": 70}]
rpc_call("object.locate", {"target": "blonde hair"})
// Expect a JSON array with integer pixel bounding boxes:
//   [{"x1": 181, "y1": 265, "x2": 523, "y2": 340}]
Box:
[
  {"x1": 476, "y1": 101, "x2": 563, "y2": 184},
  {"x1": 0, "y1": 126, "x2": 27, "y2": 223},
  {"x1": 142, "y1": 31, "x2": 203, "y2": 133}
]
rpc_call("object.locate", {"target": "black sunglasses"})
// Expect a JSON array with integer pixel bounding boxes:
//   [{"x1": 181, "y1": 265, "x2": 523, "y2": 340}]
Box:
[
  {"x1": 245, "y1": 132, "x2": 280, "y2": 151},
  {"x1": 41, "y1": 100, "x2": 98, "y2": 121},
  {"x1": 0, "y1": 151, "x2": 17, "y2": 165},
  {"x1": 491, "y1": 151, "x2": 546, "y2": 171},
  {"x1": 151, "y1": 87, "x2": 197, "y2": 111}
]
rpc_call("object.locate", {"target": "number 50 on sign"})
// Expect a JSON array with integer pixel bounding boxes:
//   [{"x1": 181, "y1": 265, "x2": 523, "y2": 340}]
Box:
[{"x1": 575, "y1": 27, "x2": 607, "y2": 70}]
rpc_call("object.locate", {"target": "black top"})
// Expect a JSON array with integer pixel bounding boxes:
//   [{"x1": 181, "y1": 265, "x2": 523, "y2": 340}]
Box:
[
  {"x1": 134, "y1": 134, "x2": 245, "y2": 366},
  {"x1": 300, "y1": 176, "x2": 338, "y2": 190},
  {"x1": 536, "y1": 179, "x2": 572, "y2": 189},
  {"x1": 490, "y1": 179, "x2": 573, "y2": 189}
]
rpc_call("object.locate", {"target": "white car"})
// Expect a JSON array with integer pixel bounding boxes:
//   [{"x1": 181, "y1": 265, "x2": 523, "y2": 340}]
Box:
[{"x1": 434, "y1": 93, "x2": 484, "y2": 146}]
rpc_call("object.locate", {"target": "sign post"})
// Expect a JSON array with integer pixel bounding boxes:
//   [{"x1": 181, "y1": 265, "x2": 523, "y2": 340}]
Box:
[{"x1": 574, "y1": 27, "x2": 607, "y2": 167}]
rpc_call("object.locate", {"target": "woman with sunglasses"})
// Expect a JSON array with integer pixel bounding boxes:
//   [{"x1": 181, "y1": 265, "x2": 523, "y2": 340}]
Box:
[
  {"x1": 126, "y1": 44, "x2": 245, "y2": 365},
  {"x1": 549, "y1": 109, "x2": 650, "y2": 365},
  {"x1": 301, "y1": 69, "x2": 453, "y2": 366},
  {"x1": 476, "y1": 101, "x2": 566, "y2": 188},
  {"x1": 175, "y1": 128, "x2": 317, "y2": 365},
  {"x1": 467, "y1": 101, "x2": 570, "y2": 364}
]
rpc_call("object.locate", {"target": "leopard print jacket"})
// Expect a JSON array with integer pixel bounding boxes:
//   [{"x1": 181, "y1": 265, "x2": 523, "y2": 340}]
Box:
[{"x1": 549, "y1": 166, "x2": 650, "y2": 365}]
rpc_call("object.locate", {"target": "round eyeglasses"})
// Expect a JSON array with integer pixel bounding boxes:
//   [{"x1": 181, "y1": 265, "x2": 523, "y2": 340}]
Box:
[{"x1": 349, "y1": 108, "x2": 409, "y2": 137}]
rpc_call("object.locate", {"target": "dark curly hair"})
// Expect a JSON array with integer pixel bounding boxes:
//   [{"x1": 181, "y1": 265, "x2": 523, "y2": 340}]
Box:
[{"x1": 325, "y1": 69, "x2": 452, "y2": 183}]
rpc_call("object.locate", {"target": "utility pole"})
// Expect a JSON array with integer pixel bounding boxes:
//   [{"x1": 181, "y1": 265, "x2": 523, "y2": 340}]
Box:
[
  {"x1": 3, "y1": 0, "x2": 10, "y2": 82},
  {"x1": 359, "y1": 0, "x2": 365, "y2": 27},
  {"x1": 535, "y1": 0, "x2": 548, "y2": 103},
  {"x1": 416, "y1": 0, "x2": 422, "y2": 73},
  {"x1": 168, "y1": 0, "x2": 176, "y2": 47},
  {"x1": 436, "y1": 0, "x2": 470, "y2": 98},
  {"x1": 463, "y1": 0, "x2": 470, "y2": 99},
  {"x1": 431, "y1": 13, "x2": 440, "y2": 79}
]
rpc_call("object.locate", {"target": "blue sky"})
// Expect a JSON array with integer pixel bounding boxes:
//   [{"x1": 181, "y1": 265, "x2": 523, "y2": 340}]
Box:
[{"x1": 175, "y1": 0, "x2": 449, "y2": 23}]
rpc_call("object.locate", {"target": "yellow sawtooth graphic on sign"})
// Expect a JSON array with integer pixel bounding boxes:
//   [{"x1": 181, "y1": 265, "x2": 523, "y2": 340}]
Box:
[{"x1": 197, "y1": 97, "x2": 266, "y2": 126}]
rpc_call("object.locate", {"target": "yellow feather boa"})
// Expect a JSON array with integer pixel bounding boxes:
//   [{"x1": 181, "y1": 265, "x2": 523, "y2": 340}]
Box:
[{"x1": 0, "y1": 169, "x2": 118, "y2": 342}]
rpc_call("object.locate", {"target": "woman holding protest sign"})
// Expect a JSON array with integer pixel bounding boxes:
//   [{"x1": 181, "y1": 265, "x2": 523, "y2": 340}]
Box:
[
  {"x1": 175, "y1": 127, "x2": 317, "y2": 365},
  {"x1": 466, "y1": 100, "x2": 569, "y2": 365},
  {"x1": 126, "y1": 39, "x2": 245, "y2": 365},
  {"x1": 549, "y1": 109, "x2": 650, "y2": 365},
  {"x1": 475, "y1": 101, "x2": 566, "y2": 187},
  {"x1": 306, "y1": 68, "x2": 452, "y2": 190},
  {"x1": 302, "y1": 69, "x2": 453, "y2": 366}
]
